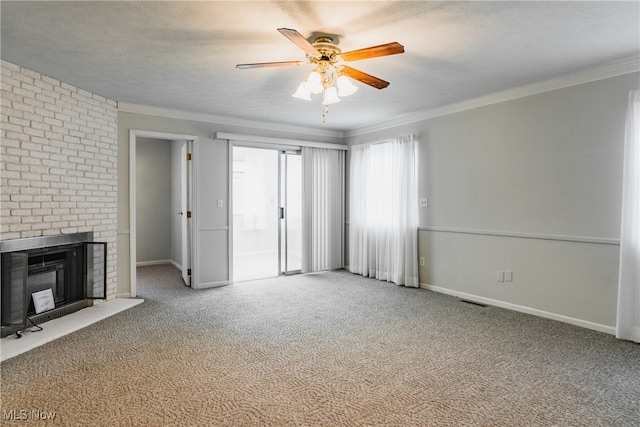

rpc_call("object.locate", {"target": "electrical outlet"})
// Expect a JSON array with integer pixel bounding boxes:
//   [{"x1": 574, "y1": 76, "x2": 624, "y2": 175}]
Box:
[
  {"x1": 419, "y1": 198, "x2": 429, "y2": 207},
  {"x1": 420, "y1": 257, "x2": 425, "y2": 266}
]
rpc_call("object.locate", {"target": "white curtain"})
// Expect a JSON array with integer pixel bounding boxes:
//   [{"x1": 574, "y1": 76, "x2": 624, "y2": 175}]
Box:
[
  {"x1": 349, "y1": 134, "x2": 419, "y2": 287},
  {"x1": 616, "y1": 89, "x2": 640, "y2": 343},
  {"x1": 301, "y1": 147, "x2": 345, "y2": 273}
]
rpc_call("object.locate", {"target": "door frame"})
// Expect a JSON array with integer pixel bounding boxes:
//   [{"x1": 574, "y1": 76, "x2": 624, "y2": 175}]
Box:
[
  {"x1": 279, "y1": 150, "x2": 303, "y2": 276},
  {"x1": 129, "y1": 129, "x2": 198, "y2": 297}
]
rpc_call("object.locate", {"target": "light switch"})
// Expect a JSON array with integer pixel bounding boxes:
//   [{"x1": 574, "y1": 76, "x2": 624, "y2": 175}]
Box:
[
  {"x1": 497, "y1": 271, "x2": 504, "y2": 282},
  {"x1": 505, "y1": 270, "x2": 513, "y2": 282},
  {"x1": 217, "y1": 200, "x2": 223, "y2": 208}
]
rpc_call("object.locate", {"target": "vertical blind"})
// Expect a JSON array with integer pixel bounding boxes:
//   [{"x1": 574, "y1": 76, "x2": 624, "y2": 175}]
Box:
[{"x1": 301, "y1": 147, "x2": 345, "y2": 272}]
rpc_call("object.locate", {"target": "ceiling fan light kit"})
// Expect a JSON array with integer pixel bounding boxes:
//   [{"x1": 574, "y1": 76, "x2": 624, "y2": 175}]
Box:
[{"x1": 237, "y1": 28, "x2": 404, "y2": 122}]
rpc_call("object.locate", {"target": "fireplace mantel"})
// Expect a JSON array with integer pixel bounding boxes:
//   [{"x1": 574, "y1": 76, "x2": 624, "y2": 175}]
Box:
[{"x1": 0, "y1": 232, "x2": 93, "y2": 253}]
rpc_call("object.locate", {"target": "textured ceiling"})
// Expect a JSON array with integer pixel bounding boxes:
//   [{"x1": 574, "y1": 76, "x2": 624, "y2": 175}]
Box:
[{"x1": 1, "y1": 1, "x2": 639, "y2": 132}]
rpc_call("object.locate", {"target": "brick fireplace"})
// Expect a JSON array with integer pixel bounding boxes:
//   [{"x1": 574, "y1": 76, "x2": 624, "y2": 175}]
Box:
[{"x1": 1, "y1": 60, "x2": 118, "y2": 308}]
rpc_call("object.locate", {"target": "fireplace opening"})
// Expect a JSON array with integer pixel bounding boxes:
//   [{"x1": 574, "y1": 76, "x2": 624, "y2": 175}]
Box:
[
  {"x1": 25, "y1": 244, "x2": 83, "y2": 315},
  {"x1": 1, "y1": 233, "x2": 106, "y2": 338}
]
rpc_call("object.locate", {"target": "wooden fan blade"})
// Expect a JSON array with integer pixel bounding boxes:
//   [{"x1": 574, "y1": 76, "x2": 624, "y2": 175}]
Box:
[
  {"x1": 277, "y1": 28, "x2": 321, "y2": 57},
  {"x1": 341, "y1": 42, "x2": 404, "y2": 62},
  {"x1": 236, "y1": 61, "x2": 306, "y2": 69},
  {"x1": 339, "y1": 66, "x2": 390, "y2": 89}
]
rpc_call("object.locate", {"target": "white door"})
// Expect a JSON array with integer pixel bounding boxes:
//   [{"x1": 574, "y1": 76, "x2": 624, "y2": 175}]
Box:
[{"x1": 181, "y1": 141, "x2": 192, "y2": 286}]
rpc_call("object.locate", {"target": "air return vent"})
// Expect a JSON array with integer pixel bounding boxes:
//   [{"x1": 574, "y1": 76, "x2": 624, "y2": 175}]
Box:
[{"x1": 459, "y1": 299, "x2": 488, "y2": 308}]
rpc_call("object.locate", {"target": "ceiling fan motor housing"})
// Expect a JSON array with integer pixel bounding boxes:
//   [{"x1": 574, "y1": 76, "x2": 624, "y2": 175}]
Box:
[{"x1": 311, "y1": 37, "x2": 342, "y2": 63}]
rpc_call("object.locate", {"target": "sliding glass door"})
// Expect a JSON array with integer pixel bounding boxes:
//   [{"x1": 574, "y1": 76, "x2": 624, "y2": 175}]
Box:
[
  {"x1": 280, "y1": 152, "x2": 302, "y2": 275},
  {"x1": 232, "y1": 146, "x2": 301, "y2": 282}
]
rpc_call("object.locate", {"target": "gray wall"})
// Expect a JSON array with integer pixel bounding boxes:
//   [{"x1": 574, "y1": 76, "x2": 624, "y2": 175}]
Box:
[
  {"x1": 135, "y1": 137, "x2": 171, "y2": 263},
  {"x1": 117, "y1": 112, "x2": 343, "y2": 293},
  {"x1": 118, "y1": 72, "x2": 638, "y2": 331},
  {"x1": 346, "y1": 72, "x2": 640, "y2": 331}
]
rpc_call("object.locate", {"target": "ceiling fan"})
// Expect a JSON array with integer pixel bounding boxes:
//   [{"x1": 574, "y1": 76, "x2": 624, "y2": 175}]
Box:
[{"x1": 236, "y1": 28, "x2": 404, "y2": 120}]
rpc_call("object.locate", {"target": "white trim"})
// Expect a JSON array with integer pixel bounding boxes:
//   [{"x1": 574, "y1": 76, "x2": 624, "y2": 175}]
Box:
[
  {"x1": 129, "y1": 129, "x2": 199, "y2": 298},
  {"x1": 129, "y1": 130, "x2": 137, "y2": 297},
  {"x1": 214, "y1": 132, "x2": 348, "y2": 150},
  {"x1": 118, "y1": 102, "x2": 343, "y2": 140},
  {"x1": 346, "y1": 56, "x2": 640, "y2": 137},
  {"x1": 420, "y1": 283, "x2": 615, "y2": 335},
  {"x1": 136, "y1": 259, "x2": 175, "y2": 267},
  {"x1": 228, "y1": 140, "x2": 234, "y2": 285},
  {"x1": 136, "y1": 260, "x2": 182, "y2": 270},
  {"x1": 419, "y1": 226, "x2": 620, "y2": 246},
  {"x1": 190, "y1": 138, "x2": 199, "y2": 289},
  {"x1": 197, "y1": 280, "x2": 230, "y2": 289},
  {"x1": 232, "y1": 141, "x2": 303, "y2": 152},
  {"x1": 198, "y1": 226, "x2": 229, "y2": 231}
]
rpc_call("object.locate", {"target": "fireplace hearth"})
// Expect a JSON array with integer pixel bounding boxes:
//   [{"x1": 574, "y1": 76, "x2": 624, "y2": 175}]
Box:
[{"x1": 1, "y1": 233, "x2": 106, "y2": 337}]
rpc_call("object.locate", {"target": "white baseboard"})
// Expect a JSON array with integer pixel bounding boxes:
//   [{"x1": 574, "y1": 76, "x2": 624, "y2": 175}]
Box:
[
  {"x1": 137, "y1": 259, "x2": 171, "y2": 267},
  {"x1": 137, "y1": 259, "x2": 182, "y2": 270},
  {"x1": 195, "y1": 280, "x2": 230, "y2": 289},
  {"x1": 420, "y1": 283, "x2": 615, "y2": 335}
]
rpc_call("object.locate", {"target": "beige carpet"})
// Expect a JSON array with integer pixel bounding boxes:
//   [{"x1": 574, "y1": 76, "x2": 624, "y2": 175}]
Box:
[{"x1": 1, "y1": 264, "x2": 638, "y2": 426}]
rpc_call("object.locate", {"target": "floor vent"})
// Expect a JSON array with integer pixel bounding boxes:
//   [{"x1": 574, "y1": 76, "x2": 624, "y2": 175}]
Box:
[{"x1": 460, "y1": 299, "x2": 488, "y2": 308}]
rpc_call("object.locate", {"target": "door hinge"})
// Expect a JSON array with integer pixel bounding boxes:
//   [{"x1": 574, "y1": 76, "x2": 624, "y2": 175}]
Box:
[
  {"x1": 186, "y1": 211, "x2": 192, "y2": 218},
  {"x1": 186, "y1": 152, "x2": 192, "y2": 161}
]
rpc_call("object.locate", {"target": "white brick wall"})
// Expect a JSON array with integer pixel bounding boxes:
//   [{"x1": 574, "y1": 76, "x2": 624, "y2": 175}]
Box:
[{"x1": 1, "y1": 60, "x2": 118, "y2": 299}]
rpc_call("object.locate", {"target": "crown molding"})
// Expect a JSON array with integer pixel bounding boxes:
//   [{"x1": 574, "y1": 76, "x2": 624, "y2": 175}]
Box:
[
  {"x1": 117, "y1": 102, "x2": 345, "y2": 140},
  {"x1": 118, "y1": 56, "x2": 639, "y2": 140},
  {"x1": 345, "y1": 56, "x2": 640, "y2": 137}
]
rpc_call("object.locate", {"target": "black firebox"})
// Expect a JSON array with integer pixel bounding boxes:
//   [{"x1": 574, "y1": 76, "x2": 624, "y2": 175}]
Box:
[{"x1": 1, "y1": 233, "x2": 106, "y2": 337}]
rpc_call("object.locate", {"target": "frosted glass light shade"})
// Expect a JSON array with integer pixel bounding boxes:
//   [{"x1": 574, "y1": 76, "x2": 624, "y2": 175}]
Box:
[
  {"x1": 322, "y1": 86, "x2": 341, "y2": 105},
  {"x1": 303, "y1": 71, "x2": 323, "y2": 94},
  {"x1": 292, "y1": 83, "x2": 311, "y2": 100},
  {"x1": 337, "y1": 75, "x2": 358, "y2": 97}
]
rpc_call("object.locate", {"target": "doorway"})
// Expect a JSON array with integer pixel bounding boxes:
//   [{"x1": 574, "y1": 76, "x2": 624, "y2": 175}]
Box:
[
  {"x1": 232, "y1": 146, "x2": 301, "y2": 282},
  {"x1": 129, "y1": 130, "x2": 196, "y2": 297}
]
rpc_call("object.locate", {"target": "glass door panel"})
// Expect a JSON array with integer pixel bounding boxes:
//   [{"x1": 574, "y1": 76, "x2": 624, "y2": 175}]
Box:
[{"x1": 232, "y1": 147, "x2": 279, "y2": 282}]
